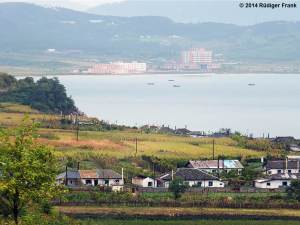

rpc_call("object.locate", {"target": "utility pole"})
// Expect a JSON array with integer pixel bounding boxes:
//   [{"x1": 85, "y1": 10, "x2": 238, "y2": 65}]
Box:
[
  {"x1": 212, "y1": 139, "x2": 215, "y2": 160},
  {"x1": 75, "y1": 114, "x2": 79, "y2": 141},
  {"x1": 135, "y1": 138, "x2": 138, "y2": 157}
]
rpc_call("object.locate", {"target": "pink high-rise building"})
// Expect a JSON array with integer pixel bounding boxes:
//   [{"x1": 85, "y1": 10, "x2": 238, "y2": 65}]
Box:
[{"x1": 181, "y1": 48, "x2": 213, "y2": 65}]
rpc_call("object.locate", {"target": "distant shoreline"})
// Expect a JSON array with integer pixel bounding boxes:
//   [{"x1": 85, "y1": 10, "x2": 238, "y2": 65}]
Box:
[{"x1": 12, "y1": 71, "x2": 300, "y2": 77}]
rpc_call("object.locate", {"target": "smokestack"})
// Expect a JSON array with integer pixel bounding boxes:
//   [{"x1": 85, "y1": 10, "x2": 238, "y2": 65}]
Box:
[{"x1": 121, "y1": 168, "x2": 124, "y2": 181}]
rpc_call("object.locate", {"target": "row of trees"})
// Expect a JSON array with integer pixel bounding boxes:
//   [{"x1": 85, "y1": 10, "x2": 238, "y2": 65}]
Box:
[{"x1": 0, "y1": 73, "x2": 78, "y2": 115}]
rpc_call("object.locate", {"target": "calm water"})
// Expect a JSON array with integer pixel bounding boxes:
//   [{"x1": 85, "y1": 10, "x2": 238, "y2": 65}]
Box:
[{"x1": 49, "y1": 74, "x2": 300, "y2": 138}]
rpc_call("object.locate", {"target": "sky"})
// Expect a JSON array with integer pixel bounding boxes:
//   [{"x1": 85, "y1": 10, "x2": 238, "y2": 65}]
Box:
[
  {"x1": 0, "y1": 0, "x2": 125, "y2": 10},
  {"x1": 0, "y1": 0, "x2": 243, "y2": 10}
]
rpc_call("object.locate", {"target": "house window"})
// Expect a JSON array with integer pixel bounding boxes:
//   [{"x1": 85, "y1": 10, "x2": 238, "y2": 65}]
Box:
[
  {"x1": 282, "y1": 181, "x2": 288, "y2": 186},
  {"x1": 268, "y1": 171, "x2": 272, "y2": 175},
  {"x1": 212, "y1": 170, "x2": 216, "y2": 173},
  {"x1": 288, "y1": 170, "x2": 292, "y2": 173},
  {"x1": 105, "y1": 179, "x2": 109, "y2": 185},
  {"x1": 94, "y1": 180, "x2": 98, "y2": 186},
  {"x1": 115, "y1": 179, "x2": 120, "y2": 183},
  {"x1": 208, "y1": 181, "x2": 213, "y2": 187},
  {"x1": 197, "y1": 182, "x2": 202, "y2": 187},
  {"x1": 267, "y1": 182, "x2": 271, "y2": 186},
  {"x1": 85, "y1": 180, "x2": 92, "y2": 185},
  {"x1": 148, "y1": 182, "x2": 153, "y2": 187},
  {"x1": 277, "y1": 170, "x2": 282, "y2": 174}
]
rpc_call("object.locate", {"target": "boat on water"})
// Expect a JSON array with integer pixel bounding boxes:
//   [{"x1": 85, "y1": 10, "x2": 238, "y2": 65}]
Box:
[
  {"x1": 248, "y1": 83, "x2": 256, "y2": 86},
  {"x1": 147, "y1": 83, "x2": 155, "y2": 86},
  {"x1": 168, "y1": 80, "x2": 175, "y2": 82},
  {"x1": 173, "y1": 85, "x2": 181, "y2": 88}
]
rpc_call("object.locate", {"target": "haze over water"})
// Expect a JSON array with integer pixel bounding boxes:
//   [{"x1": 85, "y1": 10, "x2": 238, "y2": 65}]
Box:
[{"x1": 55, "y1": 74, "x2": 300, "y2": 138}]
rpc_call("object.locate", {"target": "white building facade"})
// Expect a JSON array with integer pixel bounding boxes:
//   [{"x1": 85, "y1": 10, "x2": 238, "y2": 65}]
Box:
[{"x1": 132, "y1": 176, "x2": 157, "y2": 188}]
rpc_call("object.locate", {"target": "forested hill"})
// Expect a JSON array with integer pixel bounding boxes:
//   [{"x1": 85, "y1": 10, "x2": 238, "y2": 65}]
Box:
[
  {"x1": 1, "y1": 3, "x2": 300, "y2": 62},
  {"x1": 0, "y1": 73, "x2": 78, "y2": 115}
]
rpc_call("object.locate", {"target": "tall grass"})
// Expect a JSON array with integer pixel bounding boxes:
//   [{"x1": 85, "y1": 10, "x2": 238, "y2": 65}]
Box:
[{"x1": 79, "y1": 219, "x2": 300, "y2": 225}]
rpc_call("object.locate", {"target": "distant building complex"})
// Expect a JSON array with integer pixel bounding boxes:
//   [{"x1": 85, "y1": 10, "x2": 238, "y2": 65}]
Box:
[
  {"x1": 181, "y1": 48, "x2": 213, "y2": 65},
  {"x1": 88, "y1": 61, "x2": 147, "y2": 74},
  {"x1": 159, "y1": 48, "x2": 221, "y2": 72},
  {"x1": 180, "y1": 48, "x2": 220, "y2": 72}
]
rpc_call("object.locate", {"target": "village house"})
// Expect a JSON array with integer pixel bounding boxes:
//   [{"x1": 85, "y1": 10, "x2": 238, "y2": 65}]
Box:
[
  {"x1": 265, "y1": 159, "x2": 300, "y2": 175},
  {"x1": 56, "y1": 170, "x2": 80, "y2": 186},
  {"x1": 255, "y1": 173, "x2": 300, "y2": 189},
  {"x1": 56, "y1": 168, "x2": 124, "y2": 191},
  {"x1": 186, "y1": 160, "x2": 244, "y2": 174},
  {"x1": 156, "y1": 168, "x2": 225, "y2": 188},
  {"x1": 132, "y1": 175, "x2": 157, "y2": 188}
]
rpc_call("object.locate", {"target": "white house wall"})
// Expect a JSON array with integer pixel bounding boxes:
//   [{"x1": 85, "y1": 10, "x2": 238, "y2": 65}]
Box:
[
  {"x1": 267, "y1": 169, "x2": 300, "y2": 175},
  {"x1": 132, "y1": 177, "x2": 157, "y2": 187},
  {"x1": 162, "y1": 180, "x2": 224, "y2": 188},
  {"x1": 255, "y1": 180, "x2": 291, "y2": 189},
  {"x1": 81, "y1": 178, "x2": 124, "y2": 186}
]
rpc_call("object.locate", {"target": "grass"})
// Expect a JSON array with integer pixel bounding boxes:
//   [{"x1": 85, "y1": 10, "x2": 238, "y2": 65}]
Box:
[
  {"x1": 42, "y1": 129, "x2": 267, "y2": 159},
  {"x1": 57, "y1": 206, "x2": 300, "y2": 219},
  {"x1": 0, "y1": 102, "x2": 40, "y2": 114},
  {"x1": 0, "y1": 103, "x2": 281, "y2": 160},
  {"x1": 78, "y1": 219, "x2": 300, "y2": 225}
]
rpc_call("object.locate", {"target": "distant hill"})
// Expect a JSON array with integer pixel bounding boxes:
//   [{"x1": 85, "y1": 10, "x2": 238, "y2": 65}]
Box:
[
  {"x1": 90, "y1": 0, "x2": 300, "y2": 25},
  {"x1": 0, "y1": 2, "x2": 300, "y2": 63}
]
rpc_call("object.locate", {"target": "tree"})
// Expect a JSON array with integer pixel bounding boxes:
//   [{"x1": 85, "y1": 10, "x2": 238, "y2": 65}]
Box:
[
  {"x1": 0, "y1": 75, "x2": 78, "y2": 115},
  {"x1": 168, "y1": 178, "x2": 188, "y2": 200},
  {"x1": 0, "y1": 118, "x2": 58, "y2": 224},
  {"x1": 0, "y1": 73, "x2": 17, "y2": 90},
  {"x1": 286, "y1": 180, "x2": 300, "y2": 201}
]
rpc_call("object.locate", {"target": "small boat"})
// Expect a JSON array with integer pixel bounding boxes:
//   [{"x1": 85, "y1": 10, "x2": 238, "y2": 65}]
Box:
[
  {"x1": 173, "y1": 85, "x2": 181, "y2": 88},
  {"x1": 248, "y1": 83, "x2": 256, "y2": 86},
  {"x1": 147, "y1": 83, "x2": 155, "y2": 86},
  {"x1": 168, "y1": 79, "x2": 175, "y2": 82}
]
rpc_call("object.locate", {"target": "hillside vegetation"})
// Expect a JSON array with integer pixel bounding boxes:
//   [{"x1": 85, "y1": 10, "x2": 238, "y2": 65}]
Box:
[
  {"x1": 0, "y1": 73, "x2": 77, "y2": 114},
  {"x1": 0, "y1": 103, "x2": 281, "y2": 169},
  {"x1": 1, "y1": 2, "x2": 300, "y2": 63}
]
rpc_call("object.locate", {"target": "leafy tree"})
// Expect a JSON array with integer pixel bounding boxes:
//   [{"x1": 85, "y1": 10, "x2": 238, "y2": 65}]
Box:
[
  {"x1": 286, "y1": 180, "x2": 300, "y2": 201},
  {"x1": 0, "y1": 118, "x2": 58, "y2": 224},
  {"x1": 0, "y1": 73, "x2": 17, "y2": 90},
  {"x1": 168, "y1": 177, "x2": 188, "y2": 200},
  {"x1": 0, "y1": 74, "x2": 78, "y2": 115}
]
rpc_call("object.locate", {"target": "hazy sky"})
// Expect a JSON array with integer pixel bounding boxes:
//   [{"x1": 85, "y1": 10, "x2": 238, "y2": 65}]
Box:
[
  {"x1": 0, "y1": 0, "x2": 243, "y2": 10},
  {"x1": 0, "y1": 0, "x2": 125, "y2": 9}
]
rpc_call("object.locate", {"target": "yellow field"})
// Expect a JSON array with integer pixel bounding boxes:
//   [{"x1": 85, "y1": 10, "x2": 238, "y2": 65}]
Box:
[
  {"x1": 40, "y1": 128, "x2": 266, "y2": 159},
  {"x1": 57, "y1": 206, "x2": 300, "y2": 218},
  {"x1": 0, "y1": 103, "x2": 272, "y2": 159}
]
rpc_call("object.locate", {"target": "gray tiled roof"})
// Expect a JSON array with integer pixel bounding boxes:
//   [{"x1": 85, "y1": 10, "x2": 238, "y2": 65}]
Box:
[
  {"x1": 256, "y1": 173, "x2": 300, "y2": 183},
  {"x1": 266, "y1": 160, "x2": 300, "y2": 170},
  {"x1": 97, "y1": 169, "x2": 122, "y2": 179},
  {"x1": 158, "y1": 168, "x2": 219, "y2": 181},
  {"x1": 56, "y1": 171, "x2": 80, "y2": 180}
]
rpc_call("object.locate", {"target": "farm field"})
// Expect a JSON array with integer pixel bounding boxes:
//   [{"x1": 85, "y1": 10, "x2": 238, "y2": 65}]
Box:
[
  {"x1": 0, "y1": 103, "x2": 269, "y2": 160},
  {"x1": 58, "y1": 206, "x2": 300, "y2": 219},
  {"x1": 78, "y1": 219, "x2": 300, "y2": 225}
]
